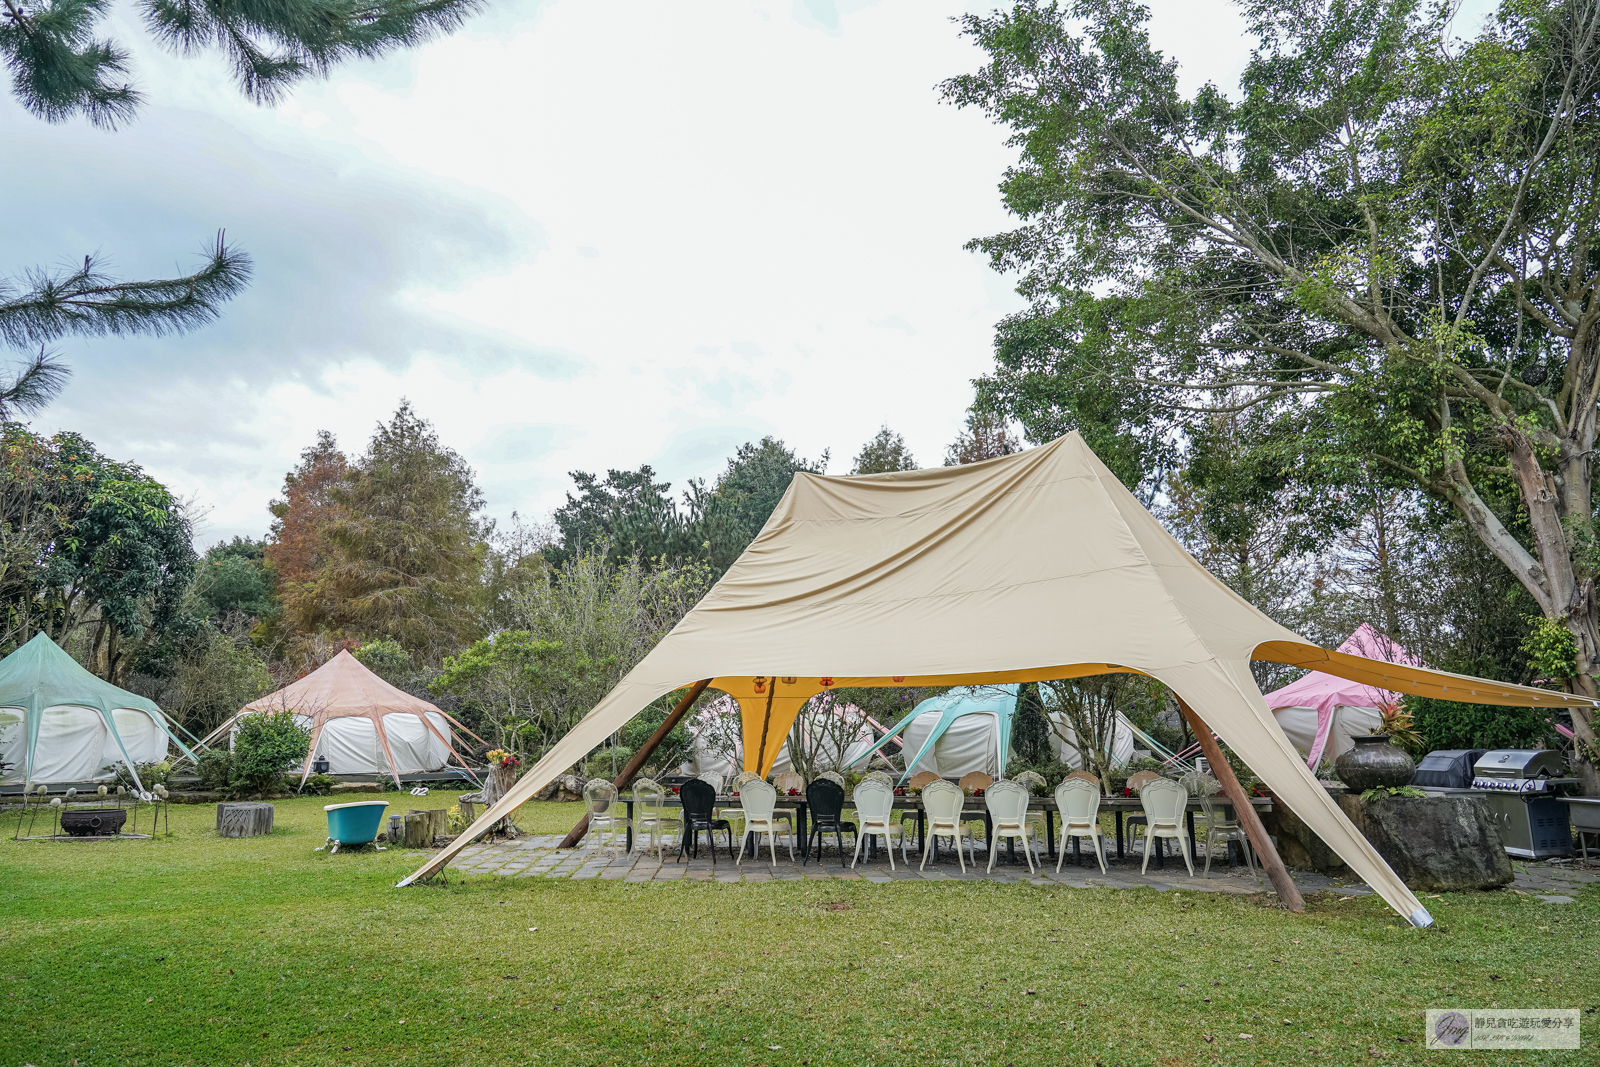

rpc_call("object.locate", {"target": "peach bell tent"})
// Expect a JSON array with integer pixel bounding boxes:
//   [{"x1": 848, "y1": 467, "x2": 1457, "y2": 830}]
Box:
[
  {"x1": 201, "y1": 650, "x2": 483, "y2": 788},
  {"x1": 402, "y1": 433, "x2": 1597, "y2": 925}
]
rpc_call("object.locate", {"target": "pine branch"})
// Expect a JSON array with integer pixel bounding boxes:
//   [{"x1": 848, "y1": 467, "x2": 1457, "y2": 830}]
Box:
[
  {"x1": 0, "y1": 232, "x2": 252, "y2": 348},
  {"x1": 0, "y1": 0, "x2": 141, "y2": 127},
  {"x1": 0, "y1": 347, "x2": 70, "y2": 419},
  {"x1": 141, "y1": 0, "x2": 484, "y2": 104}
]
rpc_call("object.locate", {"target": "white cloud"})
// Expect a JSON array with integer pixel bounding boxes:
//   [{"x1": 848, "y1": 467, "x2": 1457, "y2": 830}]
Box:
[{"x1": 5, "y1": 0, "x2": 1277, "y2": 545}]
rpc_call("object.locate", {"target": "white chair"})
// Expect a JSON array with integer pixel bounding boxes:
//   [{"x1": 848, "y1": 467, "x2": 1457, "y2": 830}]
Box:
[
  {"x1": 1136, "y1": 778, "x2": 1195, "y2": 877},
  {"x1": 1192, "y1": 784, "x2": 1257, "y2": 881},
  {"x1": 735, "y1": 780, "x2": 795, "y2": 865},
  {"x1": 1054, "y1": 778, "x2": 1107, "y2": 874},
  {"x1": 582, "y1": 778, "x2": 630, "y2": 852},
  {"x1": 919, "y1": 780, "x2": 974, "y2": 871},
  {"x1": 631, "y1": 777, "x2": 678, "y2": 858},
  {"x1": 724, "y1": 770, "x2": 762, "y2": 838},
  {"x1": 864, "y1": 770, "x2": 894, "y2": 785},
  {"x1": 850, "y1": 780, "x2": 909, "y2": 869},
  {"x1": 1012, "y1": 771, "x2": 1050, "y2": 840},
  {"x1": 984, "y1": 780, "x2": 1037, "y2": 874}
]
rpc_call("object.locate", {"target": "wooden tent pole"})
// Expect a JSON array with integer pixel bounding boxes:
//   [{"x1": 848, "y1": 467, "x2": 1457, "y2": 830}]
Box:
[
  {"x1": 1175, "y1": 697, "x2": 1304, "y2": 913},
  {"x1": 558, "y1": 680, "x2": 712, "y2": 850}
]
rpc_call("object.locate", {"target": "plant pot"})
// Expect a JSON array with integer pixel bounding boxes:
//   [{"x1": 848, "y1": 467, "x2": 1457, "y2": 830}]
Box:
[
  {"x1": 60, "y1": 807, "x2": 127, "y2": 836},
  {"x1": 1335, "y1": 734, "x2": 1416, "y2": 792}
]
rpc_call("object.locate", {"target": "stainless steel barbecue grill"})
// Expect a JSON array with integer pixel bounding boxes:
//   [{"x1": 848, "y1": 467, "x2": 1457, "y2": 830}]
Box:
[{"x1": 1471, "y1": 750, "x2": 1577, "y2": 859}]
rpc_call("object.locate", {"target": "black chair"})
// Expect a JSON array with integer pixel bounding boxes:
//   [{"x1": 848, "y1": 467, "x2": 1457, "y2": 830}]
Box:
[
  {"x1": 803, "y1": 778, "x2": 856, "y2": 866},
  {"x1": 676, "y1": 778, "x2": 733, "y2": 863}
]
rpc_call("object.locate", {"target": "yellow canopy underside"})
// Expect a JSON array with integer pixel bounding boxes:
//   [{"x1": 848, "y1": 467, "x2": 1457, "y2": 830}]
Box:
[{"x1": 717, "y1": 646, "x2": 1596, "y2": 776}]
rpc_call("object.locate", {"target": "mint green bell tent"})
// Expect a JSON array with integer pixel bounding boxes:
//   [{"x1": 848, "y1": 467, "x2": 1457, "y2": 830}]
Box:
[
  {"x1": 847, "y1": 685, "x2": 1021, "y2": 783},
  {"x1": 0, "y1": 633, "x2": 196, "y2": 790}
]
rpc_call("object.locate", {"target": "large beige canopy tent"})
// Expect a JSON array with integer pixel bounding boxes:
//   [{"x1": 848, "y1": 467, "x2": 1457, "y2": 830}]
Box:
[
  {"x1": 203, "y1": 650, "x2": 482, "y2": 788},
  {"x1": 403, "y1": 433, "x2": 1596, "y2": 924}
]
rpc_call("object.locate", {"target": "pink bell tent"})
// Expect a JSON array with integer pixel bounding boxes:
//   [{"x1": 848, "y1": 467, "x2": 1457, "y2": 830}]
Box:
[
  {"x1": 201, "y1": 650, "x2": 484, "y2": 789},
  {"x1": 1263, "y1": 624, "x2": 1418, "y2": 768}
]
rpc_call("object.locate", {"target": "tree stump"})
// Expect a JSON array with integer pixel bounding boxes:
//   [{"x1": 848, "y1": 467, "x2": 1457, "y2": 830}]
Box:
[
  {"x1": 404, "y1": 808, "x2": 450, "y2": 848},
  {"x1": 480, "y1": 763, "x2": 522, "y2": 835},
  {"x1": 217, "y1": 802, "x2": 274, "y2": 838}
]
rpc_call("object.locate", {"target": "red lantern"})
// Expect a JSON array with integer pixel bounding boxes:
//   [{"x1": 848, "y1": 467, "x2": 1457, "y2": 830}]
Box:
[{"x1": 820, "y1": 677, "x2": 834, "y2": 687}]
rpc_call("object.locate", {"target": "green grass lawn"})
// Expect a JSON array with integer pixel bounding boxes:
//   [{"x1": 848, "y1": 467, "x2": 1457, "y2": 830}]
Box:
[{"x1": 3, "y1": 793, "x2": 1595, "y2": 1066}]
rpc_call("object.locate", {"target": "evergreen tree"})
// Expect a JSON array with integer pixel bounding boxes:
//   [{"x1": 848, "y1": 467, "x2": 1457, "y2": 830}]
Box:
[
  {"x1": 191, "y1": 537, "x2": 277, "y2": 622},
  {"x1": 850, "y1": 426, "x2": 917, "y2": 475},
  {"x1": 317, "y1": 401, "x2": 486, "y2": 660},
  {"x1": 944, "y1": 407, "x2": 1019, "y2": 466},
  {"x1": 692, "y1": 436, "x2": 829, "y2": 571},
  {"x1": 546, "y1": 466, "x2": 694, "y2": 570},
  {"x1": 264, "y1": 429, "x2": 347, "y2": 640}
]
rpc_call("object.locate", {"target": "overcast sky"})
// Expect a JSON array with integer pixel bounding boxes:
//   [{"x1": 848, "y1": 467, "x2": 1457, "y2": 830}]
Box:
[{"x1": 3, "y1": 0, "x2": 1498, "y2": 546}]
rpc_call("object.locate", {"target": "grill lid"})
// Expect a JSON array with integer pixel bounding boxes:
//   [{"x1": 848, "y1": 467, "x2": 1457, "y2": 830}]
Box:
[{"x1": 1472, "y1": 749, "x2": 1565, "y2": 779}]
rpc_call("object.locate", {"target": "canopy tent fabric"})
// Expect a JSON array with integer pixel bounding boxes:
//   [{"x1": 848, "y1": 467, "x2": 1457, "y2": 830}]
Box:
[
  {"x1": 0, "y1": 633, "x2": 196, "y2": 789},
  {"x1": 1264, "y1": 625, "x2": 1418, "y2": 767},
  {"x1": 204, "y1": 650, "x2": 481, "y2": 788},
  {"x1": 406, "y1": 432, "x2": 1599, "y2": 926}
]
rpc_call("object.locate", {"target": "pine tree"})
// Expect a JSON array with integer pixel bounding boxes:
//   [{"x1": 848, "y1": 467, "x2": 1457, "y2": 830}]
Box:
[
  {"x1": 944, "y1": 407, "x2": 1019, "y2": 466},
  {"x1": 850, "y1": 425, "x2": 917, "y2": 475},
  {"x1": 317, "y1": 402, "x2": 486, "y2": 661},
  {"x1": 264, "y1": 430, "x2": 347, "y2": 638}
]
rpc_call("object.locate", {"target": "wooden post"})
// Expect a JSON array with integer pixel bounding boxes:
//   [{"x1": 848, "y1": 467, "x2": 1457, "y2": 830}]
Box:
[
  {"x1": 1175, "y1": 697, "x2": 1305, "y2": 913},
  {"x1": 559, "y1": 679, "x2": 711, "y2": 849}
]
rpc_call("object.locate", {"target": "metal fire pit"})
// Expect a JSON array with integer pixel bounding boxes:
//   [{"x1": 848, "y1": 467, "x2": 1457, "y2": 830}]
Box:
[
  {"x1": 1471, "y1": 750, "x2": 1577, "y2": 859},
  {"x1": 59, "y1": 807, "x2": 128, "y2": 837}
]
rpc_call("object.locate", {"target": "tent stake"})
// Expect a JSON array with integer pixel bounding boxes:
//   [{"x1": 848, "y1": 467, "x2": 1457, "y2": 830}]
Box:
[
  {"x1": 1175, "y1": 697, "x2": 1304, "y2": 913},
  {"x1": 558, "y1": 679, "x2": 712, "y2": 850}
]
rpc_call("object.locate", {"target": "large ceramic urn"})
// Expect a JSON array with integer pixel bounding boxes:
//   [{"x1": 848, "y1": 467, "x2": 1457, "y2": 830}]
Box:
[{"x1": 1335, "y1": 734, "x2": 1417, "y2": 791}]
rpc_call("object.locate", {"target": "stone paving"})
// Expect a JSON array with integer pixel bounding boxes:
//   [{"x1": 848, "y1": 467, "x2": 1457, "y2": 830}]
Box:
[
  {"x1": 1509, "y1": 855, "x2": 1600, "y2": 903},
  {"x1": 437, "y1": 834, "x2": 1600, "y2": 903},
  {"x1": 442, "y1": 833, "x2": 1383, "y2": 896}
]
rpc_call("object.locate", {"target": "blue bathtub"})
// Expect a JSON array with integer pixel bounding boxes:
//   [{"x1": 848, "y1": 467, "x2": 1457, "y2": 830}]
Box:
[{"x1": 324, "y1": 800, "x2": 389, "y2": 847}]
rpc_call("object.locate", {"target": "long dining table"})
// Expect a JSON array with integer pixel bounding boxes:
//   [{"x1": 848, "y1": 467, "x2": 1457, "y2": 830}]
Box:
[{"x1": 614, "y1": 791, "x2": 1272, "y2": 869}]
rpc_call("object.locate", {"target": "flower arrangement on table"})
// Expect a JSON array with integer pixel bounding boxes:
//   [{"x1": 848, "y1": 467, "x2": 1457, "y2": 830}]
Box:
[{"x1": 485, "y1": 749, "x2": 521, "y2": 769}]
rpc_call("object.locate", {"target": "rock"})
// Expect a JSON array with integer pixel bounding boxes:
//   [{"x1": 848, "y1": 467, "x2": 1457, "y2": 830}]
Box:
[
  {"x1": 1261, "y1": 799, "x2": 1350, "y2": 875},
  {"x1": 1336, "y1": 793, "x2": 1513, "y2": 891},
  {"x1": 534, "y1": 773, "x2": 586, "y2": 802}
]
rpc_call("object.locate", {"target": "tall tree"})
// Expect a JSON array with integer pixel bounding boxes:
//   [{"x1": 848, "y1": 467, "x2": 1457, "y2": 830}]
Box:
[
  {"x1": 546, "y1": 466, "x2": 693, "y2": 570},
  {"x1": 943, "y1": 406, "x2": 1021, "y2": 466},
  {"x1": 850, "y1": 426, "x2": 918, "y2": 474},
  {"x1": 694, "y1": 436, "x2": 828, "y2": 571},
  {"x1": 945, "y1": 0, "x2": 1600, "y2": 782},
  {"x1": 265, "y1": 430, "x2": 347, "y2": 641},
  {"x1": 316, "y1": 401, "x2": 486, "y2": 660},
  {"x1": 545, "y1": 437, "x2": 828, "y2": 576},
  {"x1": 0, "y1": 423, "x2": 196, "y2": 677}
]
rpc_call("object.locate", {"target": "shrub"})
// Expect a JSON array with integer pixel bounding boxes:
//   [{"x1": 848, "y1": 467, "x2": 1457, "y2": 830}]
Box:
[
  {"x1": 111, "y1": 759, "x2": 174, "y2": 792},
  {"x1": 300, "y1": 773, "x2": 338, "y2": 796},
  {"x1": 230, "y1": 710, "x2": 310, "y2": 796},
  {"x1": 1406, "y1": 696, "x2": 1558, "y2": 752},
  {"x1": 194, "y1": 749, "x2": 234, "y2": 792}
]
